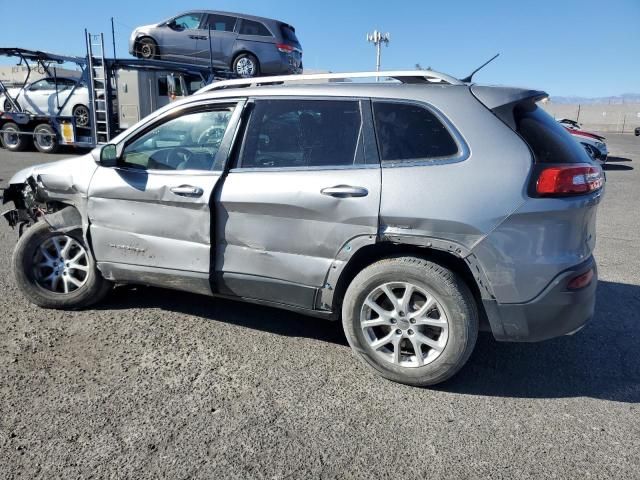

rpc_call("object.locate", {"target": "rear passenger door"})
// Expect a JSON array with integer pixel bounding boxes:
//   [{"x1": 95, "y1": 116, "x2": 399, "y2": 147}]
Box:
[
  {"x1": 215, "y1": 98, "x2": 381, "y2": 308},
  {"x1": 201, "y1": 14, "x2": 239, "y2": 67}
]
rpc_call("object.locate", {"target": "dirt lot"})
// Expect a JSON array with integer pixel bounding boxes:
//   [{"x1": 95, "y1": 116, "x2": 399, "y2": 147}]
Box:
[{"x1": 1, "y1": 137, "x2": 639, "y2": 479}]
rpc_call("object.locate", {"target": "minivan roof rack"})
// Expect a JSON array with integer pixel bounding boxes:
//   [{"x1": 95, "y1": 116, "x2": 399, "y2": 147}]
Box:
[{"x1": 195, "y1": 70, "x2": 465, "y2": 94}]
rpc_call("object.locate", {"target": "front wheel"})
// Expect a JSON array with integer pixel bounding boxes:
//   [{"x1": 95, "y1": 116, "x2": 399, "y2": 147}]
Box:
[
  {"x1": 342, "y1": 256, "x2": 478, "y2": 387},
  {"x1": 136, "y1": 38, "x2": 158, "y2": 59},
  {"x1": 12, "y1": 221, "x2": 112, "y2": 309}
]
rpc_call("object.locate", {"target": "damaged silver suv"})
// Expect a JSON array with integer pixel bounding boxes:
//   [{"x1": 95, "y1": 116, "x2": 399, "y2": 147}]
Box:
[{"x1": 2, "y1": 71, "x2": 604, "y2": 386}]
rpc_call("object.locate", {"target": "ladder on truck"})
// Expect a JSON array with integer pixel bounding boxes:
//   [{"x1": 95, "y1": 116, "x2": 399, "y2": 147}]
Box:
[{"x1": 85, "y1": 31, "x2": 113, "y2": 144}]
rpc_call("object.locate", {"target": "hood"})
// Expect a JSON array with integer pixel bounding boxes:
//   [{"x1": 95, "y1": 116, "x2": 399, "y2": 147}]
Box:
[{"x1": 7, "y1": 153, "x2": 98, "y2": 193}]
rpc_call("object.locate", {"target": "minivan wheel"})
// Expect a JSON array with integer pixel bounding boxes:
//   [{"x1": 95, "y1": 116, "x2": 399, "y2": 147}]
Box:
[
  {"x1": 233, "y1": 53, "x2": 260, "y2": 78},
  {"x1": 342, "y1": 256, "x2": 478, "y2": 387},
  {"x1": 12, "y1": 221, "x2": 112, "y2": 309},
  {"x1": 0, "y1": 122, "x2": 29, "y2": 151},
  {"x1": 137, "y1": 38, "x2": 158, "y2": 59},
  {"x1": 33, "y1": 123, "x2": 60, "y2": 154}
]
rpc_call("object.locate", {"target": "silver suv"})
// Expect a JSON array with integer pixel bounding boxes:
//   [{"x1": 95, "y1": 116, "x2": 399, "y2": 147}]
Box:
[
  {"x1": 129, "y1": 10, "x2": 303, "y2": 78},
  {"x1": 1, "y1": 71, "x2": 604, "y2": 386}
]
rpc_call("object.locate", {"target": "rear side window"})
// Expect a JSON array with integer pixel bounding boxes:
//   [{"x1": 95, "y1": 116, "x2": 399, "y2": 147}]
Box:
[
  {"x1": 280, "y1": 25, "x2": 299, "y2": 44},
  {"x1": 239, "y1": 99, "x2": 364, "y2": 169},
  {"x1": 373, "y1": 102, "x2": 458, "y2": 162},
  {"x1": 515, "y1": 104, "x2": 590, "y2": 164},
  {"x1": 204, "y1": 14, "x2": 236, "y2": 32},
  {"x1": 239, "y1": 20, "x2": 272, "y2": 37}
]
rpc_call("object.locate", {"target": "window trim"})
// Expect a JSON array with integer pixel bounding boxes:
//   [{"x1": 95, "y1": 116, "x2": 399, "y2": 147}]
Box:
[
  {"x1": 372, "y1": 98, "x2": 470, "y2": 168},
  {"x1": 114, "y1": 99, "x2": 246, "y2": 176},
  {"x1": 229, "y1": 96, "x2": 379, "y2": 173}
]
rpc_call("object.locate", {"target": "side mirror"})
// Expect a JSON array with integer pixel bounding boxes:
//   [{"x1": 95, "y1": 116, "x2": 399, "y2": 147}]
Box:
[
  {"x1": 93, "y1": 144, "x2": 118, "y2": 167},
  {"x1": 167, "y1": 19, "x2": 178, "y2": 30}
]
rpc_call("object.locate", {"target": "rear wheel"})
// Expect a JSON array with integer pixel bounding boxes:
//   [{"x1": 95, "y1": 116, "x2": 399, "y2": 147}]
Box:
[
  {"x1": 342, "y1": 256, "x2": 478, "y2": 386},
  {"x1": 136, "y1": 38, "x2": 158, "y2": 59},
  {"x1": 0, "y1": 121, "x2": 29, "y2": 151},
  {"x1": 33, "y1": 123, "x2": 60, "y2": 154},
  {"x1": 233, "y1": 53, "x2": 260, "y2": 78},
  {"x1": 12, "y1": 221, "x2": 112, "y2": 309},
  {"x1": 72, "y1": 105, "x2": 90, "y2": 128}
]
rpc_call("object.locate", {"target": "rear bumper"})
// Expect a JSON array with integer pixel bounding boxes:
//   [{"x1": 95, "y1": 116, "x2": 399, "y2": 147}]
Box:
[{"x1": 484, "y1": 256, "x2": 597, "y2": 342}]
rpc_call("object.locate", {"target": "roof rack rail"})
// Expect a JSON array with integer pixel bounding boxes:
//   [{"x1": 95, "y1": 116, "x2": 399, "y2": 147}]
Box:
[{"x1": 195, "y1": 70, "x2": 465, "y2": 94}]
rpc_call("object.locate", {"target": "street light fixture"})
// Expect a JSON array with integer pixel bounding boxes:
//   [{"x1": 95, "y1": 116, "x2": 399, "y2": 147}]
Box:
[{"x1": 366, "y1": 30, "x2": 390, "y2": 80}]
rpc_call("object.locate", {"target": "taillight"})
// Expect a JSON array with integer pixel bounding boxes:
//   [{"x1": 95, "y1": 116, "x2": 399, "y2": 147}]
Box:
[
  {"x1": 536, "y1": 163, "x2": 604, "y2": 196},
  {"x1": 276, "y1": 43, "x2": 294, "y2": 53}
]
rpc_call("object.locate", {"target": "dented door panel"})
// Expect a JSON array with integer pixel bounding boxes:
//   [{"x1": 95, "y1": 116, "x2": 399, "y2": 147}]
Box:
[
  {"x1": 88, "y1": 169, "x2": 220, "y2": 272},
  {"x1": 215, "y1": 167, "x2": 381, "y2": 290}
]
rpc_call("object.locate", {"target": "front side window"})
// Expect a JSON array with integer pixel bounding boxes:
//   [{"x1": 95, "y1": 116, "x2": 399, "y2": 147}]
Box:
[
  {"x1": 373, "y1": 102, "x2": 459, "y2": 162},
  {"x1": 121, "y1": 107, "x2": 235, "y2": 171},
  {"x1": 204, "y1": 14, "x2": 237, "y2": 32},
  {"x1": 172, "y1": 13, "x2": 203, "y2": 30},
  {"x1": 239, "y1": 20, "x2": 272, "y2": 37},
  {"x1": 239, "y1": 99, "x2": 364, "y2": 169}
]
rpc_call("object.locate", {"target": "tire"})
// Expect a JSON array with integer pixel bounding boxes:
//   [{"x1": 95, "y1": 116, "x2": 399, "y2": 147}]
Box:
[
  {"x1": 233, "y1": 53, "x2": 260, "y2": 78},
  {"x1": 342, "y1": 256, "x2": 478, "y2": 387},
  {"x1": 72, "y1": 105, "x2": 90, "y2": 128},
  {"x1": 12, "y1": 220, "x2": 112, "y2": 310},
  {"x1": 0, "y1": 121, "x2": 29, "y2": 152},
  {"x1": 33, "y1": 123, "x2": 60, "y2": 154},
  {"x1": 136, "y1": 37, "x2": 158, "y2": 59}
]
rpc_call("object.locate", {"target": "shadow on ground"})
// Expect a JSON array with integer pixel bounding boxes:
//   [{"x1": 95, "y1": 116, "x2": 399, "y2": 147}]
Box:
[
  {"x1": 607, "y1": 156, "x2": 632, "y2": 162},
  {"x1": 101, "y1": 280, "x2": 640, "y2": 402}
]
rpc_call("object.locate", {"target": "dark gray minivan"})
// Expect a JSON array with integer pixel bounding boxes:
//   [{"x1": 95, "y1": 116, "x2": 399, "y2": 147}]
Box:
[{"x1": 129, "y1": 10, "x2": 303, "y2": 77}]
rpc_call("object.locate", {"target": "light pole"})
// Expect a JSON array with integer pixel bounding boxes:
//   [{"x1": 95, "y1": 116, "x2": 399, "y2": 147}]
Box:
[{"x1": 366, "y1": 30, "x2": 390, "y2": 81}]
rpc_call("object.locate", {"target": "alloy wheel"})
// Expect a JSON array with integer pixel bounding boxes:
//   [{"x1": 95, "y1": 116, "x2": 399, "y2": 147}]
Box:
[
  {"x1": 73, "y1": 106, "x2": 90, "y2": 127},
  {"x1": 236, "y1": 57, "x2": 256, "y2": 77},
  {"x1": 32, "y1": 235, "x2": 90, "y2": 294},
  {"x1": 360, "y1": 282, "x2": 449, "y2": 367}
]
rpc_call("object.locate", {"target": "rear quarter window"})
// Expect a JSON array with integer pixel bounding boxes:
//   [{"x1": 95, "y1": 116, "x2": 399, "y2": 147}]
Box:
[
  {"x1": 239, "y1": 20, "x2": 272, "y2": 37},
  {"x1": 515, "y1": 104, "x2": 591, "y2": 164},
  {"x1": 373, "y1": 102, "x2": 459, "y2": 163}
]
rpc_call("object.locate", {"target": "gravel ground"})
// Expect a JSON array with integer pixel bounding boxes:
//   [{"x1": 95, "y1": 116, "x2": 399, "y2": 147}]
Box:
[{"x1": 0, "y1": 138, "x2": 639, "y2": 479}]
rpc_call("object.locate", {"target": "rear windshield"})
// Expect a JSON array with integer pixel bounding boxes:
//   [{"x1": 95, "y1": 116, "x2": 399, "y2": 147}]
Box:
[
  {"x1": 280, "y1": 25, "x2": 299, "y2": 45},
  {"x1": 515, "y1": 104, "x2": 590, "y2": 164}
]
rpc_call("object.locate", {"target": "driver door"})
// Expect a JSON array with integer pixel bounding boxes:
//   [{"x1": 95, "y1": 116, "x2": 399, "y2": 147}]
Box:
[{"x1": 87, "y1": 99, "x2": 245, "y2": 294}]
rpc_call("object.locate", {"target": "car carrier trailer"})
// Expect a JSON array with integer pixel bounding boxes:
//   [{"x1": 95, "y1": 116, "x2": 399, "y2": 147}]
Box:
[{"x1": 0, "y1": 33, "x2": 234, "y2": 154}]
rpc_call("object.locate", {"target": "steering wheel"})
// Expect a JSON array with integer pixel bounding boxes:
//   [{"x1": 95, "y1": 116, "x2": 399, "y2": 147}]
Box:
[
  {"x1": 197, "y1": 126, "x2": 225, "y2": 146},
  {"x1": 166, "y1": 147, "x2": 193, "y2": 169}
]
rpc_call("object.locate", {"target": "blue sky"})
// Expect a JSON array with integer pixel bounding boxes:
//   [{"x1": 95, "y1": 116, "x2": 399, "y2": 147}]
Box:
[{"x1": 2, "y1": 0, "x2": 638, "y2": 97}]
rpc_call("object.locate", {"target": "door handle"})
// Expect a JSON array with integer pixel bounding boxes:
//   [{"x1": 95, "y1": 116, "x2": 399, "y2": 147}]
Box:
[
  {"x1": 170, "y1": 185, "x2": 204, "y2": 197},
  {"x1": 320, "y1": 185, "x2": 369, "y2": 198}
]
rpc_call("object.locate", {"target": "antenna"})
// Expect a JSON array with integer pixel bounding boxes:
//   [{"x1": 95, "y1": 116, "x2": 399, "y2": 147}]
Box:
[
  {"x1": 366, "y1": 30, "x2": 391, "y2": 81},
  {"x1": 460, "y1": 53, "x2": 500, "y2": 83}
]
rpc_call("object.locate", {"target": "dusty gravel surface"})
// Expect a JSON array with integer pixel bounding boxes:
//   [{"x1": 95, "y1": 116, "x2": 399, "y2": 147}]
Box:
[{"x1": 0, "y1": 138, "x2": 639, "y2": 479}]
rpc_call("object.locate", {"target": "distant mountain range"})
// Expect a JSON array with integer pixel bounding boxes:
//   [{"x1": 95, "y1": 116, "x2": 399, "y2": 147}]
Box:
[{"x1": 549, "y1": 93, "x2": 640, "y2": 104}]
